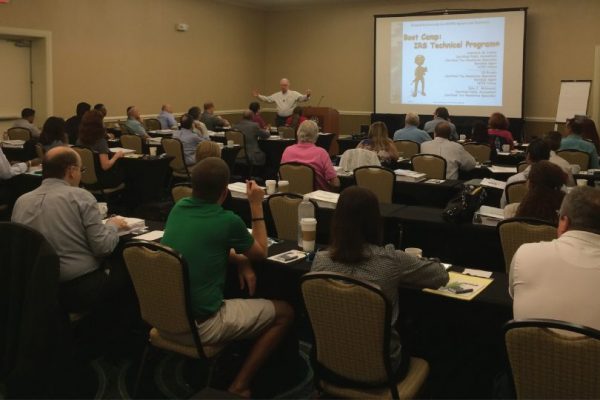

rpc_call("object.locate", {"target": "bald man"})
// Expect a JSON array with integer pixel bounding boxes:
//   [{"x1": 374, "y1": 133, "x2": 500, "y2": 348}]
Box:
[
  {"x1": 253, "y1": 78, "x2": 311, "y2": 127},
  {"x1": 158, "y1": 104, "x2": 178, "y2": 129},
  {"x1": 12, "y1": 147, "x2": 129, "y2": 312}
]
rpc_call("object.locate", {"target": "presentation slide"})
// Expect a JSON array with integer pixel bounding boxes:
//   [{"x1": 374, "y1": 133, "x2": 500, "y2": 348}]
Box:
[{"x1": 375, "y1": 10, "x2": 526, "y2": 118}]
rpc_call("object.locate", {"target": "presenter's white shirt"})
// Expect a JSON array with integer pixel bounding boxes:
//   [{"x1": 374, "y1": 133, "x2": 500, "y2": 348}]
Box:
[
  {"x1": 510, "y1": 230, "x2": 600, "y2": 331},
  {"x1": 420, "y1": 137, "x2": 476, "y2": 179},
  {"x1": 258, "y1": 90, "x2": 308, "y2": 117}
]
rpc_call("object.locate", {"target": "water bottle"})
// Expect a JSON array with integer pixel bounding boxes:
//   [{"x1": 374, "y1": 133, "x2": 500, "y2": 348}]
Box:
[{"x1": 297, "y1": 195, "x2": 315, "y2": 247}]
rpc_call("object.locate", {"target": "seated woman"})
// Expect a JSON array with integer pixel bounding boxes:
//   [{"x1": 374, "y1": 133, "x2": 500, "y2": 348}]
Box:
[
  {"x1": 488, "y1": 112, "x2": 514, "y2": 150},
  {"x1": 503, "y1": 160, "x2": 567, "y2": 223},
  {"x1": 188, "y1": 106, "x2": 209, "y2": 138},
  {"x1": 312, "y1": 186, "x2": 449, "y2": 376},
  {"x1": 77, "y1": 110, "x2": 124, "y2": 175},
  {"x1": 39, "y1": 116, "x2": 68, "y2": 152},
  {"x1": 281, "y1": 120, "x2": 339, "y2": 191},
  {"x1": 196, "y1": 140, "x2": 222, "y2": 163},
  {"x1": 285, "y1": 106, "x2": 307, "y2": 132},
  {"x1": 249, "y1": 101, "x2": 268, "y2": 130},
  {"x1": 356, "y1": 122, "x2": 399, "y2": 164}
]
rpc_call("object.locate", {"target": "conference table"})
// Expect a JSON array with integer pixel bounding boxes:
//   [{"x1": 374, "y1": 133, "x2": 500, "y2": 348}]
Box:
[
  {"x1": 121, "y1": 219, "x2": 512, "y2": 398},
  {"x1": 1, "y1": 140, "x2": 37, "y2": 162}
]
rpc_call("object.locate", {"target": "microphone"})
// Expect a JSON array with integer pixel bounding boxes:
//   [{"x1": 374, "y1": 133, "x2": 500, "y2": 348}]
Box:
[{"x1": 317, "y1": 95, "x2": 324, "y2": 107}]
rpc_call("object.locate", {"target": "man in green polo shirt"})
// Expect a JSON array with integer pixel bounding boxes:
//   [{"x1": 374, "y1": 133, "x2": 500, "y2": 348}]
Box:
[{"x1": 162, "y1": 157, "x2": 294, "y2": 398}]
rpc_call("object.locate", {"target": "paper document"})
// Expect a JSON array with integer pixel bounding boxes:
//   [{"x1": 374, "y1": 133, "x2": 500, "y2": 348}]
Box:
[
  {"x1": 103, "y1": 217, "x2": 146, "y2": 236},
  {"x1": 480, "y1": 178, "x2": 506, "y2": 190},
  {"x1": 423, "y1": 271, "x2": 494, "y2": 301},
  {"x1": 268, "y1": 249, "x2": 307, "y2": 264},
  {"x1": 134, "y1": 230, "x2": 164, "y2": 241},
  {"x1": 487, "y1": 165, "x2": 517, "y2": 174},
  {"x1": 306, "y1": 190, "x2": 339, "y2": 209},
  {"x1": 394, "y1": 169, "x2": 426, "y2": 182},
  {"x1": 463, "y1": 268, "x2": 493, "y2": 278},
  {"x1": 109, "y1": 147, "x2": 136, "y2": 154}
]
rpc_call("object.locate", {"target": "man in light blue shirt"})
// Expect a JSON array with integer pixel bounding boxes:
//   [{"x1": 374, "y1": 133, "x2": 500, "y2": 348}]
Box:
[
  {"x1": 560, "y1": 118, "x2": 599, "y2": 169},
  {"x1": 393, "y1": 112, "x2": 432, "y2": 144},
  {"x1": 423, "y1": 107, "x2": 458, "y2": 141},
  {"x1": 174, "y1": 114, "x2": 206, "y2": 166},
  {"x1": 124, "y1": 106, "x2": 150, "y2": 139},
  {"x1": 158, "y1": 104, "x2": 178, "y2": 129}
]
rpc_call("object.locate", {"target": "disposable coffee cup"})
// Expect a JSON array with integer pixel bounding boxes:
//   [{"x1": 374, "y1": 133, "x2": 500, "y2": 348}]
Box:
[
  {"x1": 571, "y1": 164, "x2": 581, "y2": 174},
  {"x1": 266, "y1": 180, "x2": 277, "y2": 195},
  {"x1": 97, "y1": 202, "x2": 108, "y2": 219},
  {"x1": 459, "y1": 134, "x2": 466, "y2": 141},
  {"x1": 300, "y1": 217, "x2": 317, "y2": 252},
  {"x1": 405, "y1": 247, "x2": 423, "y2": 258},
  {"x1": 502, "y1": 144, "x2": 510, "y2": 152},
  {"x1": 577, "y1": 179, "x2": 588, "y2": 187},
  {"x1": 227, "y1": 140, "x2": 234, "y2": 148},
  {"x1": 278, "y1": 180, "x2": 289, "y2": 192}
]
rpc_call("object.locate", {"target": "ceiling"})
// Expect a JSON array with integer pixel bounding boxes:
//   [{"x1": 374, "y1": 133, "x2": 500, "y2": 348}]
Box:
[{"x1": 216, "y1": 0, "x2": 373, "y2": 10}]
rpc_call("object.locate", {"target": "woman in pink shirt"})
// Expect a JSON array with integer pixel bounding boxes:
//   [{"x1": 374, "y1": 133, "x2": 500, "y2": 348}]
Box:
[
  {"x1": 280, "y1": 120, "x2": 340, "y2": 191},
  {"x1": 488, "y1": 112, "x2": 514, "y2": 149}
]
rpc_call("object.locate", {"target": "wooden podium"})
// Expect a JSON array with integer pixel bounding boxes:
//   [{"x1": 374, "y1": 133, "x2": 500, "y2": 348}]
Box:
[{"x1": 303, "y1": 107, "x2": 340, "y2": 155}]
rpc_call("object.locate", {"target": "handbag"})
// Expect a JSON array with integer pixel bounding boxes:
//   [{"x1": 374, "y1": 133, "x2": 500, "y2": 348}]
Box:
[{"x1": 442, "y1": 185, "x2": 487, "y2": 223}]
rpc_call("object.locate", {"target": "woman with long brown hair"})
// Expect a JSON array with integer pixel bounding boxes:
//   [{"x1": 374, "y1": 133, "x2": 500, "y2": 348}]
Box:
[
  {"x1": 356, "y1": 121, "x2": 399, "y2": 163},
  {"x1": 77, "y1": 110, "x2": 123, "y2": 171},
  {"x1": 504, "y1": 160, "x2": 567, "y2": 223},
  {"x1": 311, "y1": 186, "x2": 448, "y2": 377}
]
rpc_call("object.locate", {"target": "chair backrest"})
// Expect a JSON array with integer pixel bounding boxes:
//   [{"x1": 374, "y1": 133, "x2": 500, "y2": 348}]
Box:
[
  {"x1": 267, "y1": 193, "x2": 318, "y2": 241},
  {"x1": 278, "y1": 126, "x2": 296, "y2": 139},
  {"x1": 463, "y1": 143, "x2": 491, "y2": 163},
  {"x1": 497, "y1": 218, "x2": 557, "y2": 273},
  {"x1": 505, "y1": 319, "x2": 600, "y2": 399},
  {"x1": 557, "y1": 149, "x2": 590, "y2": 170},
  {"x1": 506, "y1": 181, "x2": 528, "y2": 204},
  {"x1": 339, "y1": 148, "x2": 381, "y2": 172},
  {"x1": 225, "y1": 130, "x2": 246, "y2": 160},
  {"x1": 393, "y1": 140, "x2": 420, "y2": 159},
  {"x1": 278, "y1": 162, "x2": 315, "y2": 195},
  {"x1": 123, "y1": 241, "x2": 204, "y2": 354},
  {"x1": 35, "y1": 143, "x2": 44, "y2": 159},
  {"x1": 172, "y1": 183, "x2": 192, "y2": 203},
  {"x1": 354, "y1": 166, "x2": 395, "y2": 204},
  {"x1": 316, "y1": 133, "x2": 335, "y2": 154},
  {"x1": 301, "y1": 272, "x2": 393, "y2": 387},
  {"x1": 195, "y1": 141, "x2": 222, "y2": 163},
  {"x1": 7, "y1": 127, "x2": 32, "y2": 141},
  {"x1": 144, "y1": 118, "x2": 162, "y2": 131},
  {"x1": 72, "y1": 146, "x2": 99, "y2": 186},
  {"x1": 120, "y1": 134, "x2": 144, "y2": 154},
  {"x1": 162, "y1": 138, "x2": 189, "y2": 176},
  {"x1": 517, "y1": 161, "x2": 529, "y2": 173},
  {"x1": 411, "y1": 154, "x2": 447, "y2": 179}
]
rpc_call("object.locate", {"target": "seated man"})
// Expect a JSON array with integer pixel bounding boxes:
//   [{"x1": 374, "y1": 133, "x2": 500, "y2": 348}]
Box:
[
  {"x1": 11, "y1": 147, "x2": 129, "y2": 312},
  {"x1": 158, "y1": 104, "x2": 178, "y2": 129},
  {"x1": 420, "y1": 122, "x2": 476, "y2": 179},
  {"x1": 233, "y1": 110, "x2": 270, "y2": 166},
  {"x1": 201, "y1": 102, "x2": 230, "y2": 131},
  {"x1": 12, "y1": 108, "x2": 41, "y2": 138},
  {"x1": 393, "y1": 112, "x2": 431, "y2": 144},
  {"x1": 65, "y1": 102, "x2": 91, "y2": 144},
  {"x1": 423, "y1": 107, "x2": 458, "y2": 141},
  {"x1": 173, "y1": 114, "x2": 206, "y2": 166},
  {"x1": 161, "y1": 158, "x2": 294, "y2": 398},
  {"x1": 510, "y1": 186, "x2": 600, "y2": 330},
  {"x1": 124, "y1": 106, "x2": 150, "y2": 139},
  {"x1": 560, "y1": 117, "x2": 599, "y2": 169},
  {"x1": 281, "y1": 120, "x2": 340, "y2": 191}
]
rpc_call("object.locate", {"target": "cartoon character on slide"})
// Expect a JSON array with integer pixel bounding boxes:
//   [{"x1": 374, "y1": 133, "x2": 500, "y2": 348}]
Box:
[{"x1": 412, "y1": 55, "x2": 427, "y2": 97}]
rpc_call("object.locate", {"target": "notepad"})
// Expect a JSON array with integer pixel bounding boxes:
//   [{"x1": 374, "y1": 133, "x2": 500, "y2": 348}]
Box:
[
  {"x1": 109, "y1": 147, "x2": 136, "y2": 154},
  {"x1": 423, "y1": 271, "x2": 493, "y2": 301},
  {"x1": 306, "y1": 190, "x2": 339, "y2": 209},
  {"x1": 133, "y1": 230, "x2": 164, "y2": 241},
  {"x1": 487, "y1": 165, "x2": 517, "y2": 174},
  {"x1": 463, "y1": 268, "x2": 493, "y2": 278},
  {"x1": 480, "y1": 178, "x2": 506, "y2": 190},
  {"x1": 103, "y1": 217, "x2": 146, "y2": 236},
  {"x1": 394, "y1": 169, "x2": 426, "y2": 182}
]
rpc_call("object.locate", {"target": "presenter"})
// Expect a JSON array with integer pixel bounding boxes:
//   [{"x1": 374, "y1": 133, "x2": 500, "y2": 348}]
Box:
[{"x1": 253, "y1": 78, "x2": 311, "y2": 127}]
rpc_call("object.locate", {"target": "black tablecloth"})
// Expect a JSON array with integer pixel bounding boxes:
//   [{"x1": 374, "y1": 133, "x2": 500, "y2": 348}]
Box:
[
  {"x1": 118, "y1": 156, "x2": 173, "y2": 205},
  {"x1": 2, "y1": 141, "x2": 37, "y2": 162},
  {"x1": 337, "y1": 137, "x2": 361, "y2": 155},
  {"x1": 339, "y1": 175, "x2": 463, "y2": 208}
]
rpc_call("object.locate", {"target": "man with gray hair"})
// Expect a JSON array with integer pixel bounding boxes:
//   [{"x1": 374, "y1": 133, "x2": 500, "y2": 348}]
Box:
[
  {"x1": 125, "y1": 105, "x2": 150, "y2": 139},
  {"x1": 281, "y1": 120, "x2": 339, "y2": 190},
  {"x1": 157, "y1": 104, "x2": 178, "y2": 129},
  {"x1": 420, "y1": 122, "x2": 476, "y2": 179},
  {"x1": 253, "y1": 78, "x2": 311, "y2": 127},
  {"x1": 232, "y1": 110, "x2": 270, "y2": 166},
  {"x1": 510, "y1": 186, "x2": 600, "y2": 330},
  {"x1": 393, "y1": 112, "x2": 432, "y2": 143}
]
